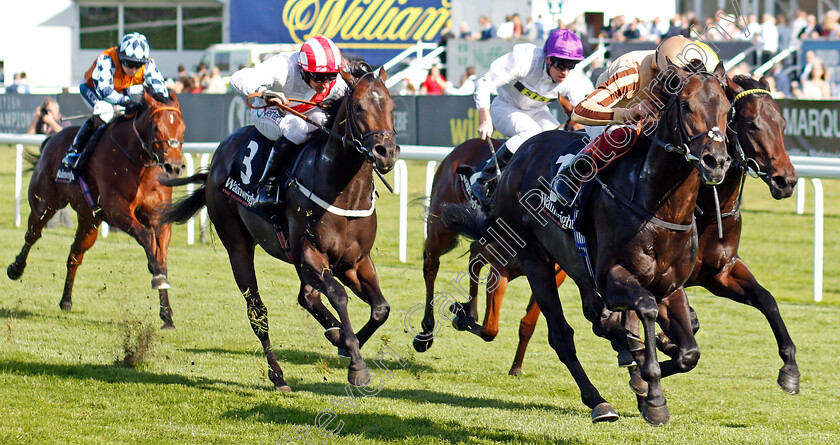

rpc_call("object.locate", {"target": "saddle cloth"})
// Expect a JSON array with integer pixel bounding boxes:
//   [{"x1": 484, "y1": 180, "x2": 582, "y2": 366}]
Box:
[
  {"x1": 55, "y1": 124, "x2": 107, "y2": 185},
  {"x1": 220, "y1": 126, "x2": 274, "y2": 209}
]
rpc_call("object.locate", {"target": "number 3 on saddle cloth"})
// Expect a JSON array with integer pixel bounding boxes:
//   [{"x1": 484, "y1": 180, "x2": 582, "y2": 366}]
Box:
[{"x1": 221, "y1": 126, "x2": 300, "y2": 260}]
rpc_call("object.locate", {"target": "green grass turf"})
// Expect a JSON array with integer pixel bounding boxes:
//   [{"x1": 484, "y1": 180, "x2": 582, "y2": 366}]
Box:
[{"x1": 0, "y1": 144, "x2": 838, "y2": 444}]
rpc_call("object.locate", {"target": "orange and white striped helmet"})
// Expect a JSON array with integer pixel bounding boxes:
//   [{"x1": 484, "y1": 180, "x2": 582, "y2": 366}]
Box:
[{"x1": 298, "y1": 36, "x2": 342, "y2": 73}]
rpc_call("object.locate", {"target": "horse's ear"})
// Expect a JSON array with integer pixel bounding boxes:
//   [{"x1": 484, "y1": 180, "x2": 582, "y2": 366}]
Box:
[
  {"x1": 340, "y1": 68, "x2": 354, "y2": 84},
  {"x1": 378, "y1": 66, "x2": 388, "y2": 81},
  {"x1": 713, "y1": 60, "x2": 727, "y2": 86},
  {"x1": 758, "y1": 75, "x2": 771, "y2": 90}
]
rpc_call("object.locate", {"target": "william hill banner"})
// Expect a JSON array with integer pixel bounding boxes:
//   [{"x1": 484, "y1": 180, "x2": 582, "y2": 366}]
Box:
[
  {"x1": 230, "y1": 0, "x2": 451, "y2": 66},
  {"x1": 776, "y1": 98, "x2": 840, "y2": 156}
]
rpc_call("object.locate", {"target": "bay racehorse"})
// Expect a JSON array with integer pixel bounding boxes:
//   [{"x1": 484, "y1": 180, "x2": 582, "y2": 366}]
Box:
[
  {"x1": 160, "y1": 64, "x2": 399, "y2": 391},
  {"x1": 440, "y1": 60, "x2": 732, "y2": 425},
  {"x1": 7, "y1": 85, "x2": 185, "y2": 328},
  {"x1": 457, "y1": 75, "x2": 801, "y2": 392}
]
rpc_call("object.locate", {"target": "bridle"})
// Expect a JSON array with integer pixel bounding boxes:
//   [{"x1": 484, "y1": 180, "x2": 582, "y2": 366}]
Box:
[
  {"x1": 339, "y1": 71, "x2": 397, "y2": 170},
  {"x1": 120, "y1": 105, "x2": 183, "y2": 167},
  {"x1": 727, "y1": 88, "x2": 772, "y2": 178},
  {"x1": 651, "y1": 71, "x2": 727, "y2": 163}
]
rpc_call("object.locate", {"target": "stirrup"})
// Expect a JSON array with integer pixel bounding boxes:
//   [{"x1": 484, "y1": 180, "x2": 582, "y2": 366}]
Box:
[
  {"x1": 551, "y1": 175, "x2": 581, "y2": 206},
  {"x1": 254, "y1": 183, "x2": 280, "y2": 207},
  {"x1": 470, "y1": 177, "x2": 495, "y2": 208}
]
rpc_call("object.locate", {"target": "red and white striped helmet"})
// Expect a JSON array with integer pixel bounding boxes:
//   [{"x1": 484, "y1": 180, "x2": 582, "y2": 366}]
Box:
[{"x1": 298, "y1": 36, "x2": 342, "y2": 73}]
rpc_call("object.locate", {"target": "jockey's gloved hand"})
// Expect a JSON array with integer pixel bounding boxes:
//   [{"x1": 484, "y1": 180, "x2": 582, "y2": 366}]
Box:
[{"x1": 123, "y1": 101, "x2": 141, "y2": 115}]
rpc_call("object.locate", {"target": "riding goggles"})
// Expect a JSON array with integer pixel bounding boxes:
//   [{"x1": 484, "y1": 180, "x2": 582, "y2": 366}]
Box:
[
  {"x1": 549, "y1": 58, "x2": 578, "y2": 72},
  {"x1": 121, "y1": 59, "x2": 145, "y2": 70},
  {"x1": 308, "y1": 71, "x2": 338, "y2": 83}
]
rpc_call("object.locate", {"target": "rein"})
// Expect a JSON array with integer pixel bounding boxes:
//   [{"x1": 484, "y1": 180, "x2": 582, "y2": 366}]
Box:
[{"x1": 116, "y1": 105, "x2": 183, "y2": 167}]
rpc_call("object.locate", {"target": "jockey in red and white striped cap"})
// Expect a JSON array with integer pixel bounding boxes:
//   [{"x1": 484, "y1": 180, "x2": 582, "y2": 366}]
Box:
[{"x1": 230, "y1": 35, "x2": 350, "y2": 206}]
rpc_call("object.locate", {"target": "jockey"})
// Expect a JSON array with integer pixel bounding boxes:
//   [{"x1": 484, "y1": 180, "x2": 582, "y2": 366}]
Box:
[
  {"x1": 61, "y1": 32, "x2": 169, "y2": 170},
  {"x1": 468, "y1": 28, "x2": 589, "y2": 206},
  {"x1": 230, "y1": 36, "x2": 348, "y2": 207},
  {"x1": 554, "y1": 35, "x2": 720, "y2": 205}
]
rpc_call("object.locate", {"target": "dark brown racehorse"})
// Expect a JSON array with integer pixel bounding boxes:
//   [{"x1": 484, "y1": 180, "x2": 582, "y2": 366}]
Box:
[
  {"x1": 7, "y1": 86, "x2": 185, "y2": 328},
  {"x1": 161, "y1": 64, "x2": 399, "y2": 391},
  {"x1": 440, "y1": 61, "x2": 732, "y2": 425},
  {"x1": 464, "y1": 76, "x2": 801, "y2": 394}
]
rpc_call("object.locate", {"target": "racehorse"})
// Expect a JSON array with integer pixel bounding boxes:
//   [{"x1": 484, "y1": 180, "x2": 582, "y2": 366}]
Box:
[
  {"x1": 7, "y1": 85, "x2": 185, "y2": 329},
  {"x1": 160, "y1": 64, "x2": 399, "y2": 391},
  {"x1": 439, "y1": 60, "x2": 732, "y2": 425},
  {"x1": 456, "y1": 75, "x2": 801, "y2": 393}
]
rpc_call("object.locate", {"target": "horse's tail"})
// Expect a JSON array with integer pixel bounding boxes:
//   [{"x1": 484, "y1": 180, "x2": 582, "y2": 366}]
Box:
[
  {"x1": 160, "y1": 172, "x2": 208, "y2": 224},
  {"x1": 438, "y1": 203, "x2": 490, "y2": 241},
  {"x1": 22, "y1": 137, "x2": 49, "y2": 173}
]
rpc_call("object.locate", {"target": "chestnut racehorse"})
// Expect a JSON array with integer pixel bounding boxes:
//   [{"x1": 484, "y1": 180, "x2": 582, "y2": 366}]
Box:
[{"x1": 7, "y1": 85, "x2": 185, "y2": 328}]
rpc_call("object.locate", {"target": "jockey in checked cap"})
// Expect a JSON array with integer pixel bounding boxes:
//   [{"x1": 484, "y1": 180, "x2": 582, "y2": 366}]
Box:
[
  {"x1": 467, "y1": 28, "x2": 592, "y2": 207},
  {"x1": 555, "y1": 35, "x2": 721, "y2": 205},
  {"x1": 230, "y1": 36, "x2": 348, "y2": 207},
  {"x1": 61, "y1": 32, "x2": 169, "y2": 170}
]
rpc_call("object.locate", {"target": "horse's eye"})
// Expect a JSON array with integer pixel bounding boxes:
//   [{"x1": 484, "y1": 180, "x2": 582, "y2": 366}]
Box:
[
  {"x1": 353, "y1": 103, "x2": 363, "y2": 113},
  {"x1": 747, "y1": 121, "x2": 758, "y2": 130},
  {"x1": 680, "y1": 102, "x2": 690, "y2": 111}
]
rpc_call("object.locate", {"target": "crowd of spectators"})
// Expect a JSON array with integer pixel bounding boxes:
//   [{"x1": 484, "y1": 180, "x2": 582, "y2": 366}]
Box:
[{"x1": 165, "y1": 63, "x2": 229, "y2": 94}]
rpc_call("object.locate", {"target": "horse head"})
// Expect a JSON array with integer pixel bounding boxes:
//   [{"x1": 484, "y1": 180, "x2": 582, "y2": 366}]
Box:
[
  {"x1": 654, "y1": 59, "x2": 732, "y2": 185},
  {"x1": 726, "y1": 75, "x2": 797, "y2": 199},
  {"x1": 143, "y1": 85, "x2": 186, "y2": 178},
  {"x1": 338, "y1": 63, "x2": 400, "y2": 174}
]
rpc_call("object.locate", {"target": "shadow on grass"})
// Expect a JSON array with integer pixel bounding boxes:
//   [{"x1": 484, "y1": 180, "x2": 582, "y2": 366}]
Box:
[
  {"x1": 1, "y1": 307, "x2": 39, "y2": 320},
  {"x1": 0, "y1": 359, "x2": 266, "y2": 395},
  {"x1": 183, "y1": 347, "x2": 437, "y2": 373},
  {"x1": 223, "y1": 403, "x2": 590, "y2": 444}
]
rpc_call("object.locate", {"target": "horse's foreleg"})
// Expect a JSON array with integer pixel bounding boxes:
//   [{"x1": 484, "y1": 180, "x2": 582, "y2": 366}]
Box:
[
  {"x1": 297, "y1": 283, "x2": 342, "y2": 347},
  {"x1": 60, "y1": 216, "x2": 101, "y2": 311},
  {"x1": 479, "y1": 272, "x2": 508, "y2": 341},
  {"x1": 299, "y1": 248, "x2": 369, "y2": 387},
  {"x1": 655, "y1": 289, "x2": 700, "y2": 379},
  {"x1": 522, "y1": 257, "x2": 617, "y2": 423},
  {"x1": 703, "y1": 258, "x2": 799, "y2": 394},
  {"x1": 602, "y1": 267, "x2": 669, "y2": 426},
  {"x1": 509, "y1": 295, "x2": 541, "y2": 376},
  {"x1": 339, "y1": 256, "x2": 390, "y2": 350}
]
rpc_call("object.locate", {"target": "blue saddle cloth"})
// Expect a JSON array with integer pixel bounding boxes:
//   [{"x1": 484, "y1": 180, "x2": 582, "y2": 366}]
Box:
[{"x1": 220, "y1": 126, "x2": 274, "y2": 209}]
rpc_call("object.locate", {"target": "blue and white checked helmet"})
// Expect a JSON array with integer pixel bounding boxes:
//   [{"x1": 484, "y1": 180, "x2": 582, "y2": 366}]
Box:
[{"x1": 118, "y1": 32, "x2": 150, "y2": 63}]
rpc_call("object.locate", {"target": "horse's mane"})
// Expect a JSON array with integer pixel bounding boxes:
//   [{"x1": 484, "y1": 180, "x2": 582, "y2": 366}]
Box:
[
  {"x1": 307, "y1": 60, "x2": 376, "y2": 148},
  {"x1": 730, "y1": 74, "x2": 766, "y2": 91},
  {"x1": 143, "y1": 83, "x2": 173, "y2": 106}
]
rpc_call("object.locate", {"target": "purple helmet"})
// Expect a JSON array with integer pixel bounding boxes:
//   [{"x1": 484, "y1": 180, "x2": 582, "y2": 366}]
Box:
[{"x1": 543, "y1": 29, "x2": 584, "y2": 61}]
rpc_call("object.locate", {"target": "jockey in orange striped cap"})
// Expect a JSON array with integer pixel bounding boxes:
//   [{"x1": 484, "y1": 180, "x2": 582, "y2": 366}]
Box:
[{"x1": 230, "y1": 36, "x2": 348, "y2": 207}]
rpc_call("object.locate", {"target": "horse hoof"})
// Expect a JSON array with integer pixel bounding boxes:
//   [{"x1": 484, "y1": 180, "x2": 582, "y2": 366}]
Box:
[
  {"x1": 592, "y1": 402, "x2": 619, "y2": 423},
  {"x1": 337, "y1": 347, "x2": 351, "y2": 358},
  {"x1": 160, "y1": 323, "x2": 175, "y2": 331},
  {"x1": 479, "y1": 331, "x2": 497, "y2": 342},
  {"x1": 7, "y1": 263, "x2": 24, "y2": 280},
  {"x1": 59, "y1": 300, "x2": 72, "y2": 311},
  {"x1": 151, "y1": 275, "x2": 170, "y2": 290},
  {"x1": 348, "y1": 367, "x2": 371, "y2": 387},
  {"x1": 277, "y1": 385, "x2": 292, "y2": 393},
  {"x1": 628, "y1": 370, "x2": 649, "y2": 397},
  {"x1": 509, "y1": 367, "x2": 522, "y2": 376},
  {"x1": 413, "y1": 335, "x2": 433, "y2": 352},
  {"x1": 778, "y1": 369, "x2": 800, "y2": 395},
  {"x1": 324, "y1": 327, "x2": 341, "y2": 346},
  {"x1": 641, "y1": 401, "x2": 670, "y2": 426}
]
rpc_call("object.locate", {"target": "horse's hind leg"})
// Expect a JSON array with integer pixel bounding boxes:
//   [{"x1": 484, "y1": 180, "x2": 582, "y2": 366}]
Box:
[
  {"x1": 297, "y1": 283, "x2": 343, "y2": 348},
  {"x1": 704, "y1": 258, "x2": 799, "y2": 394},
  {"x1": 60, "y1": 215, "x2": 101, "y2": 311},
  {"x1": 339, "y1": 255, "x2": 390, "y2": 350},
  {"x1": 509, "y1": 294, "x2": 541, "y2": 376},
  {"x1": 414, "y1": 224, "x2": 458, "y2": 352},
  {"x1": 521, "y1": 257, "x2": 617, "y2": 422},
  {"x1": 7, "y1": 190, "x2": 63, "y2": 280}
]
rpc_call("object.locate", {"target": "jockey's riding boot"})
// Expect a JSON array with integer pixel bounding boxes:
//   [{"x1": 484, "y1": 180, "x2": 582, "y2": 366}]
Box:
[
  {"x1": 62, "y1": 117, "x2": 97, "y2": 169},
  {"x1": 553, "y1": 127, "x2": 638, "y2": 206},
  {"x1": 255, "y1": 137, "x2": 294, "y2": 207},
  {"x1": 470, "y1": 144, "x2": 513, "y2": 208}
]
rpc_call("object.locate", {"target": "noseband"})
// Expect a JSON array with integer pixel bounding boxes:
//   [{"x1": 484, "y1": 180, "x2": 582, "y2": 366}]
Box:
[
  {"x1": 727, "y1": 88, "x2": 772, "y2": 178},
  {"x1": 126, "y1": 105, "x2": 183, "y2": 166},
  {"x1": 653, "y1": 72, "x2": 727, "y2": 162}
]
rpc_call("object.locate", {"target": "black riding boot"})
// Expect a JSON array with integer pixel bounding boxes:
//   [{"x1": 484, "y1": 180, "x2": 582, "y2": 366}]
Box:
[
  {"x1": 255, "y1": 137, "x2": 295, "y2": 207},
  {"x1": 62, "y1": 117, "x2": 97, "y2": 169},
  {"x1": 470, "y1": 144, "x2": 513, "y2": 208}
]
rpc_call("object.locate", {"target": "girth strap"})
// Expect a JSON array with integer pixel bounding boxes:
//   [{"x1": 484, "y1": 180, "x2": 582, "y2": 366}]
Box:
[{"x1": 594, "y1": 177, "x2": 694, "y2": 232}]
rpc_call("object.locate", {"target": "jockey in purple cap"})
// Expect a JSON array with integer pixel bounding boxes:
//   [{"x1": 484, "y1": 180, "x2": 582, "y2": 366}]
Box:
[{"x1": 466, "y1": 28, "x2": 592, "y2": 207}]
